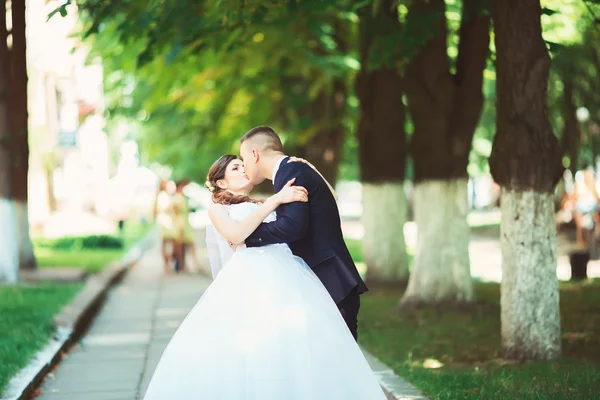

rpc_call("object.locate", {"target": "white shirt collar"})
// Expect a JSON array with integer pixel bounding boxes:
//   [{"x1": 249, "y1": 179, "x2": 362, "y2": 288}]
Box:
[{"x1": 272, "y1": 156, "x2": 287, "y2": 184}]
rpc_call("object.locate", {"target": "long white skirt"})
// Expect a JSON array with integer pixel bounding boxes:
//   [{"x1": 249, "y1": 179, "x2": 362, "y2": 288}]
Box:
[{"x1": 143, "y1": 246, "x2": 386, "y2": 400}]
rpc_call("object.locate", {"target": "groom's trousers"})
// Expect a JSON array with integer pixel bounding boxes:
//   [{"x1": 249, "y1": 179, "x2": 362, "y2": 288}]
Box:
[{"x1": 338, "y1": 288, "x2": 360, "y2": 341}]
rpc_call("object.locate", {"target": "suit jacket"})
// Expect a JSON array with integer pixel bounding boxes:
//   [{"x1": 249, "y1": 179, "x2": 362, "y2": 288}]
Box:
[{"x1": 246, "y1": 157, "x2": 368, "y2": 304}]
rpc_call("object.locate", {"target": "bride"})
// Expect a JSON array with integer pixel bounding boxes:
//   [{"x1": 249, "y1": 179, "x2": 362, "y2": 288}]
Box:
[{"x1": 143, "y1": 155, "x2": 386, "y2": 400}]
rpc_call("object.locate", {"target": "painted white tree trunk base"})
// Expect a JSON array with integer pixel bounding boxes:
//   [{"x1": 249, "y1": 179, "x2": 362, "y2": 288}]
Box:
[
  {"x1": 0, "y1": 198, "x2": 20, "y2": 283},
  {"x1": 362, "y1": 182, "x2": 409, "y2": 284},
  {"x1": 400, "y1": 179, "x2": 473, "y2": 308},
  {"x1": 500, "y1": 189, "x2": 561, "y2": 360},
  {"x1": 16, "y1": 201, "x2": 37, "y2": 270}
]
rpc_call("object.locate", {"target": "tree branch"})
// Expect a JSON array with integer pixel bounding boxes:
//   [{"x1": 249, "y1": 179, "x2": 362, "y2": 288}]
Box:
[{"x1": 455, "y1": 0, "x2": 491, "y2": 88}]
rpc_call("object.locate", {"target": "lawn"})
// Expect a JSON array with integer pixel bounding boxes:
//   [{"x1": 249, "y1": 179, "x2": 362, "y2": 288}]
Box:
[
  {"x1": 34, "y1": 221, "x2": 152, "y2": 273},
  {"x1": 345, "y1": 238, "x2": 414, "y2": 277},
  {"x1": 345, "y1": 237, "x2": 364, "y2": 264},
  {"x1": 0, "y1": 222, "x2": 152, "y2": 394},
  {"x1": 358, "y1": 281, "x2": 600, "y2": 399},
  {"x1": 0, "y1": 283, "x2": 82, "y2": 395}
]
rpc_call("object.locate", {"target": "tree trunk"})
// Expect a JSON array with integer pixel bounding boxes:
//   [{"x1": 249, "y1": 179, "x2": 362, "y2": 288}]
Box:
[
  {"x1": 561, "y1": 78, "x2": 579, "y2": 174},
  {"x1": 293, "y1": 79, "x2": 346, "y2": 186},
  {"x1": 400, "y1": 0, "x2": 490, "y2": 308},
  {"x1": 10, "y1": 0, "x2": 37, "y2": 270},
  {"x1": 499, "y1": 190, "x2": 561, "y2": 360},
  {"x1": 289, "y1": 23, "x2": 349, "y2": 187},
  {"x1": 356, "y1": 0, "x2": 409, "y2": 284},
  {"x1": 362, "y1": 182, "x2": 408, "y2": 285},
  {"x1": 0, "y1": 0, "x2": 19, "y2": 283},
  {"x1": 490, "y1": 0, "x2": 563, "y2": 361},
  {"x1": 403, "y1": 179, "x2": 472, "y2": 306},
  {"x1": 15, "y1": 201, "x2": 36, "y2": 269}
]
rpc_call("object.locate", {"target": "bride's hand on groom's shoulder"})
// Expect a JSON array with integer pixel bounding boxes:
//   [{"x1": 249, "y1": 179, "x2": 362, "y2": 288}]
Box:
[
  {"x1": 289, "y1": 156, "x2": 314, "y2": 169},
  {"x1": 289, "y1": 156, "x2": 338, "y2": 201},
  {"x1": 273, "y1": 178, "x2": 308, "y2": 205}
]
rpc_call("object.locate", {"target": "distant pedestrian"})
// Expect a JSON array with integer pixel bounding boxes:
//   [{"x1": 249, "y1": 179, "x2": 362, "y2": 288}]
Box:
[{"x1": 154, "y1": 180, "x2": 176, "y2": 274}]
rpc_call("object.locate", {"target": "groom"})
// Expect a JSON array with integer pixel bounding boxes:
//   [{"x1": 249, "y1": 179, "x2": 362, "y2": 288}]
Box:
[{"x1": 240, "y1": 126, "x2": 368, "y2": 340}]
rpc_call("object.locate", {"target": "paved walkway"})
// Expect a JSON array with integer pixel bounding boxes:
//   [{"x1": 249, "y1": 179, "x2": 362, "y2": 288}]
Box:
[
  {"x1": 35, "y1": 233, "x2": 424, "y2": 400},
  {"x1": 36, "y1": 236, "x2": 211, "y2": 400}
]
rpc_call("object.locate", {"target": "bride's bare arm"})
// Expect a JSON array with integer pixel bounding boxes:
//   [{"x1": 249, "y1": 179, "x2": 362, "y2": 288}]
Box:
[{"x1": 208, "y1": 179, "x2": 307, "y2": 244}]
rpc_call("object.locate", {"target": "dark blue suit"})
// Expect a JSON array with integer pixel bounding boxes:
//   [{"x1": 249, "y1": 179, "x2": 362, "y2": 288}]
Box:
[{"x1": 246, "y1": 157, "x2": 368, "y2": 339}]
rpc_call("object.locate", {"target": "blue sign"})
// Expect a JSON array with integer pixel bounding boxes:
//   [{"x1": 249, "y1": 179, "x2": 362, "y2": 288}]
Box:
[{"x1": 58, "y1": 131, "x2": 77, "y2": 148}]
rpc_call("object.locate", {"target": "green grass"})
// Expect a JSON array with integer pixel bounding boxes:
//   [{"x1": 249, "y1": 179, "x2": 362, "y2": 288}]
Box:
[
  {"x1": 345, "y1": 238, "x2": 414, "y2": 277},
  {"x1": 359, "y1": 281, "x2": 600, "y2": 400},
  {"x1": 34, "y1": 221, "x2": 152, "y2": 273},
  {"x1": 34, "y1": 248, "x2": 125, "y2": 273},
  {"x1": 0, "y1": 283, "x2": 82, "y2": 395},
  {"x1": 0, "y1": 222, "x2": 152, "y2": 394},
  {"x1": 345, "y1": 238, "x2": 364, "y2": 264}
]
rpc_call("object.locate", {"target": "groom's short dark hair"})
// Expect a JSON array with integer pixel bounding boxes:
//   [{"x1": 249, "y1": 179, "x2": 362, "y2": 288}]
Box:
[{"x1": 241, "y1": 126, "x2": 283, "y2": 152}]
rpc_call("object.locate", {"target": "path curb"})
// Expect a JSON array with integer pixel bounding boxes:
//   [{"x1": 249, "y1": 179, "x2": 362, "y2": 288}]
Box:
[
  {"x1": 0, "y1": 229, "x2": 155, "y2": 400},
  {"x1": 361, "y1": 347, "x2": 429, "y2": 400}
]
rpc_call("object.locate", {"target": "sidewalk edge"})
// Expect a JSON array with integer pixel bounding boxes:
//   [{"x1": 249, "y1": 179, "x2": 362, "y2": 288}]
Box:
[
  {"x1": 360, "y1": 346, "x2": 429, "y2": 400},
  {"x1": 0, "y1": 229, "x2": 155, "y2": 400}
]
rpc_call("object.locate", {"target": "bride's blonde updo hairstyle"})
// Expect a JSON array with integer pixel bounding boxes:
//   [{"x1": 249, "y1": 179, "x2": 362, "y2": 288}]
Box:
[{"x1": 205, "y1": 154, "x2": 260, "y2": 206}]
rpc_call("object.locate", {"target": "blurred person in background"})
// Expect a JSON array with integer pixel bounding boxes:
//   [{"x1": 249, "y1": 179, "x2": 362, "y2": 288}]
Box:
[
  {"x1": 154, "y1": 180, "x2": 177, "y2": 274},
  {"x1": 571, "y1": 166, "x2": 600, "y2": 248},
  {"x1": 173, "y1": 180, "x2": 200, "y2": 273}
]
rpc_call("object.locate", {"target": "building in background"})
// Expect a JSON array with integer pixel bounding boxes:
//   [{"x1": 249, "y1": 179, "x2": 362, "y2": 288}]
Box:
[{"x1": 27, "y1": 0, "x2": 110, "y2": 232}]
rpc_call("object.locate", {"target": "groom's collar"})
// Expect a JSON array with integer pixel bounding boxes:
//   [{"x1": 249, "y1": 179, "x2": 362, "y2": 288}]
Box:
[{"x1": 272, "y1": 155, "x2": 288, "y2": 184}]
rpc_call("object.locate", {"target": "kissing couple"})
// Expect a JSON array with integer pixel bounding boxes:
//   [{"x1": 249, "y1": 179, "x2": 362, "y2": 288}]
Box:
[{"x1": 143, "y1": 126, "x2": 386, "y2": 399}]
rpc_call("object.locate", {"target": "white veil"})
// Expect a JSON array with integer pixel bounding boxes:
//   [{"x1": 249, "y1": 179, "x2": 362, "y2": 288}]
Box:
[{"x1": 204, "y1": 223, "x2": 234, "y2": 279}]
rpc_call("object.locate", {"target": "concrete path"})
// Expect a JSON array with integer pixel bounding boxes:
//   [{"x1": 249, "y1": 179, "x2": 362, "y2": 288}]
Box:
[
  {"x1": 36, "y1": 237, "x2": 211, "y2": 400},
  {"x1": 35, "y1": 234, "x2": 425, "y2": 400}
]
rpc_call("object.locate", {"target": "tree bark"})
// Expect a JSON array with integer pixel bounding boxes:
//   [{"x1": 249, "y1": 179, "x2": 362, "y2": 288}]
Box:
[
  {"x1": 404, "y1": 179, "x2": 472, "y2": 304},
  {"x1": 0, "y1": 0, "x2": 20, "y2": 282},
  {"x1": 293, "y1": 78, "x2": 346, "y2": 186},
  {"x1": 400, "y1": 0, "x2": 490, "y2": 308},
  {"x1": 362, "y1": 182, "x2": 408, "y2": 285},
  {"x1": 356, "y1": 0, "x2": 409, "y2": 284},
  {"x1": 561, "y1": 78, "x2": 579, "y2": 174},
  {"x1": 288, "y1": 22, "x2": 349, "y2": 187},
  {"x1": 490, "y1": 0, "x2": 563, "y2": 361},
  {"x1": 10, "y1": 0, "x2": 37, "y2": 270}
]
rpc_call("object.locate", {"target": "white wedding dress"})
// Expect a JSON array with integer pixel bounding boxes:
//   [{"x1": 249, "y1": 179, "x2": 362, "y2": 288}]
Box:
[{"x1": 143, "y1": 203, "x2": 386, "y2": 400}]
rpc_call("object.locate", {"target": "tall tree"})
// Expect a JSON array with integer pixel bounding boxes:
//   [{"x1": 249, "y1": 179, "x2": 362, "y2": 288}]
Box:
[
  {"x1": 10, "y1": 0, "x2": 36, "y2": 271},
  {"x1": 490, "y1": 0, "x2": 563, "y2": 360},
  {"x1": 69, "y1": 0, "x2": 355, "y2": 182},
  {"x1": 290, "y1": 81, "x2": 347, "y2": 186},
  {"x1": 400, "y1": 0, "x2": 490, "y2": 307},
  {"x1": 0, "y1": 0, "x2": 20, "y2": 283},
  {"x1": 273, "y1": 23, "x2": 351, "y2": 186},
  {"x1": 355, "y1": 0, "x2": 408, "y2": 285}
]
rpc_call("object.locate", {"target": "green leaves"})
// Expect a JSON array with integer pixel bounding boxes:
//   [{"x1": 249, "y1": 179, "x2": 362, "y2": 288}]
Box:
[
  {"x1": 545, "y1": 40, "x2": 565, "y2": 54},
  {"x1": 69, "y1": 0, "x2": 360, "y2": 180},
  {"x1": 47, "y1": 0, "x2": 72, "y2": 21},
  {"x1": 542, "y1": 7, "x2": 559, "y2": 17},
  {"x1": 52, "y1": 0, "x2": 598, "y2": 185}
]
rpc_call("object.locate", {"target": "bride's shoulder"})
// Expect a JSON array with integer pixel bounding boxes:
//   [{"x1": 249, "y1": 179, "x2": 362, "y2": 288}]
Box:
[
  {"x1": 208, "y1": 202, "x2": 228, "y2": 217},
  {"x1": 208, "y1": 202, "x2": 252, "y2": 213}
]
